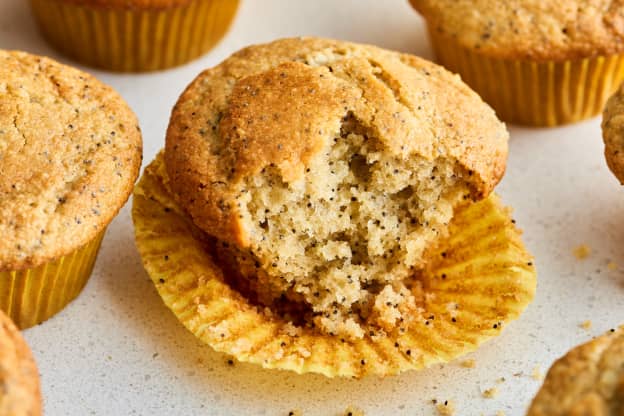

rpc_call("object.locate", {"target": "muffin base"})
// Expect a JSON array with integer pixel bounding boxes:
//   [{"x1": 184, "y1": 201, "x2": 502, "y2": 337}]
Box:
[
  {"x1": 429, "y1": 30, "x2": 624, "y2": 127},
  {"x1": 29, "y1": 0, "x2": 239, "y2": 72},
  {"x1": 132, "y1": 154, "x2": 536, "y2": 378},
  {"x1": 0, "y1": 231, "x2": 105, "y2": 329}
]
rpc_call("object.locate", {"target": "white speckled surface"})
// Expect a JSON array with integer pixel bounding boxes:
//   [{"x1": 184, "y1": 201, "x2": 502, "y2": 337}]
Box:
[{"x1": 1, "y1": 1, "x2": 623, "y2": 415}]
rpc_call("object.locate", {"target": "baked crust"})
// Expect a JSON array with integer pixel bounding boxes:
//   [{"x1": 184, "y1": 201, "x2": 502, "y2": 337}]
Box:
[
  {"x1": 165, "y1": 37, "x2": 508, "y2": 247},
  {"x1": 0, "y1": 50, "x2": 142, "y2": 271},
  {"x1": 603, "y1": 82, "x2": 624, "y2": 184},
  {"x1": 527, "y1": 327, "x2": 624, "y2": 415},
  {"x1": 0, "y1": 311, "x2": 41, "y2": 416},
  {"x1": 409, "y1": 0, "x2": 624, "y2": 61}
]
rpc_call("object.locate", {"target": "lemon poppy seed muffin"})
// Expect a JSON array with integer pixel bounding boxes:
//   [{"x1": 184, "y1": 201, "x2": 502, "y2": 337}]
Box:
[
  {"x1": 527, "y1": 327, "x2": 624, "y2": 415},
  {"x1": 0, "y1": 310, "x2": 42, "y2": 416},
  {"x1": 0, "y1": 50, "x2": 142, "y2": 327},
  {"x1": 602, "y1": 82, "x2": 624, "y2": 184},
  {"x1": 29, "y1": 0, "x2": 240, "y2": 72},
  {"x1": 410, "y1": 0, "x2": 624, "y2": 126},
  {"x1": 165, "y1": 37, "x2": 508, "y2": 339}
]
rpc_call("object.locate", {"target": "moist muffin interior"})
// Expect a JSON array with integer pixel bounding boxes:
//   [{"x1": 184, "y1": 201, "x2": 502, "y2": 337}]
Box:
[{"x1": 216, "y1": 118, "x2": 473, "y2": 339}]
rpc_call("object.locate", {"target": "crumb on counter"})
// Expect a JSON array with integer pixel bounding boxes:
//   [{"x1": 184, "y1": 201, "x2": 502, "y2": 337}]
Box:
[
  {"x1": 608, "y1": 261, "x2": 618, "y2": 271},
  {"x1": 482, "y1": 387, "x2": 498, "y2": 398},
  {"x1": 573, "y1": 244, "x2": 591, "y2": 260},
  {"x1": 496, "y1": 411, "x2": 506, "y2": 416},
  {"x1": 435, "y1": 399, "x2": 455, "y2": 415},
  {"x1": 342, "y1": 406, "x2": 364, "y2": 416},
  {"x1": 532, "y1": 365, "x2": 543, "y2": 381},
  {"x1": 460, "y1": 359, "x2": 476, "y2": 368},
  {"x1": 580, "y1": 320, "x2": 592, "y2": 330},
  {"x1": 496, "y1": 377, "x2": 506, "y2": 383},
  {"x1": 287, "y1": 410, "x2": 302, "y2": 416}
]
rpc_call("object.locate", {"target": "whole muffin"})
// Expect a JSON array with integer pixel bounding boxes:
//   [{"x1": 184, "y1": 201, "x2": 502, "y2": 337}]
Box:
[
  {"x1": 29, "y1": 0, "x2": 240, "y2": 72},
  {"x1": 527, "y1": 327, "x2": 624, "y2": 415},
  {"x1": 0, "y1": 50, "x2": 142, "y2": 328},
  {"x1": 602, "y1": 82, "x2": 624, "y2": 184},
  {"x1": 134, "y1": 37, "x2": 536, "y2": 376},
  {"x1": 0, "y1": 311, "x2": 42, "y2": 416},
  {"x1": 410, "y1": 0, "x2": 624, "y2": 126}
]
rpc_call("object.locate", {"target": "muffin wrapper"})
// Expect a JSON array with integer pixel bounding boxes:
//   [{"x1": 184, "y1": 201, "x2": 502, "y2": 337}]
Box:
[
  {"x1": 0, "y1": 231, "x2": 105, "y2": 329},
  {"x1": 29, "y1": 0, "x2": 239, "y2": 72},
  {"x1": 132, "y1": 154, "x2": 536, "y2": 377},
  {"x1": 428, "y1": 30, "x2": 624, "y2": 126}
]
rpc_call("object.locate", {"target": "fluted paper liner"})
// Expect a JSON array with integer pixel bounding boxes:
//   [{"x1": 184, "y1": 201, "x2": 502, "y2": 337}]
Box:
[
  {"x1": 29, "y1": 0, "x2": 239, "y2": 72},
  {"x1": 133, "y1": 154, "x2": 536, "y2": 377},
  {"x1": 0, "y1": 231, "x2": 104, "y2": 329},
  {"x1": 428, "y1": 30, "x2": 624, "y2": 127}
]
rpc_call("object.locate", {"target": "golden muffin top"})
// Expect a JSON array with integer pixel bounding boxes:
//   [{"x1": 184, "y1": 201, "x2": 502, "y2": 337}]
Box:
[
  {"x1": 0, "y1": 311, "x2": 41, "y2": 416},
  {"x1": 527, "y1": 327, "x2": 624, "y2": 415},
  {"x1": 410, "y1": 0, "x2": 624, "y2": 61},
  {"x1": 0, "y1": 50, "x2": 142, "y2": 271},
  {"x1": 165, "y1": 37, "x2": 508, "y2": 247},
  {"x1": 603, "y1": 82, "x2": 624, "y2": 184}
]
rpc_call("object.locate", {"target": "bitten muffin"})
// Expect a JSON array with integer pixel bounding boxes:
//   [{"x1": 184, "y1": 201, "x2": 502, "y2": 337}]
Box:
[
  {"x1": 29, "y1": 0, "x2": 240, "y2": 72},
  {"x1": 134, "y1": 37, "x2": 536, "y2": 376},
  {"x1": 0, "y1": 310, "x2": 42, "y2": 416},
  {"x1": 602, "y1": 82, "x2": 624, "y2": 184},
  {"x1": 165, "y1": 37, "x2": 508, "y2": 339},
  {"x1": 409, "y1": 0, "x2": 624, "y2": 126},
  {"x1": 0, "y1": 50, "x2": 142, "y2": 328},
  {"x1": 527, "y1": 327, "x2": 624, "y2": 415}
]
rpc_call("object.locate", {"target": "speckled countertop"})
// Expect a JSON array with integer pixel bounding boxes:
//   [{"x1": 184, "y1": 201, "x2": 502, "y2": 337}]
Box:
[{"x1": 1, "y1": 1, "x2": 623, "y2": 415}]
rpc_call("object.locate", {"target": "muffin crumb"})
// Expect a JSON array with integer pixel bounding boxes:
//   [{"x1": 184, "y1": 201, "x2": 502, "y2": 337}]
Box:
[
  {"x1": 531, "y1": 365, "x2": 543, "y2": 381},
  {"x1": 459, "y1": 359, "x2": 476, "y2": 368},
  {"x1": 435, "y1": 400, "x2": 455, "y2": 415},
  {"x1": 342, "y1": 406, "x2": 364, "y2": 416},
  {"x1": 482, "y1": 387, "x2": 498, "y2": 398},
  {"x1": 572, "y1": 244, "x2": 590, "y2": 260},
  {"x1": 580, "y1": 320, "x2": 592, "y2": 330}
]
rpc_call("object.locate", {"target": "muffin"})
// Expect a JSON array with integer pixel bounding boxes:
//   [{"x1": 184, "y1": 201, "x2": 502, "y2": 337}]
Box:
[
  {"x1": 0, "y1": 50, "x2": 142, "y2": 328},
  {"x1": 29, "y1": 0, "x2": 240, "y2": 72},
  {"x1": 0, "y1": 311, "x2": 42, "y2": 416},
  {"x1": 409, "y1": 0, "x2": 624, "y2": 127},
  {"x1": 602, "y1": 82, "x2": 624, "y2": 184},
  {"x1": 133, "y1": 37, "x2": 536, "y2": 376},
  {"x1": 527, "y1": 327, "x2": 624, "y2": 415}
]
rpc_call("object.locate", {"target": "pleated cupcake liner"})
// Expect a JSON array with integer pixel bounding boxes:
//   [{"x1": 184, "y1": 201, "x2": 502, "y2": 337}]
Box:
[
  {"x1": 29, "y1": 0, "x2": 239, "y2": 72},
  {"x1": 428, "y1": 30, "x2": 624, "y2": 127},
  {"x1": 132, "y1": 153, "x2": 536, "y2": 377},
  {"x1": 0, "y1": 231, "x2": 105, "y2": 329}
]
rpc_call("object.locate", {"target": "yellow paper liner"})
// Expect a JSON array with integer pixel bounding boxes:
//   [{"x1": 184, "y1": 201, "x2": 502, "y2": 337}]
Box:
[
  {"x1": 132, "y1": 154, "x2": 536, "y2": 377},
  {"x1": 0, "y1": 231, "x2": 105, "y2": 329},
  {"x1": 29, "y1": 0, "x2": 240, "y2": 72},
  {"x1": 428, "y1": 30, "x2": 624, "y2": 126}
]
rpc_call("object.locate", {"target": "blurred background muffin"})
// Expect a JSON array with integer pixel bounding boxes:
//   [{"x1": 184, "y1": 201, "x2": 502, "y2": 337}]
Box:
[
  {"x1": 29, "y1": 0, "x2": 240, "y2": 72},
  {"x1": 602, "y1": 81, "x2": 624, "y2": 184},
  {"x1": 410, "y1": 0, "x2": 624, "y2": 126},
  {"x1": 0, "y1": 50, "x2": 142, "y2": 328},
  {"x1": 0, "y1": 310, "x2": 41, "y2": 416},
  {"x1": 527, "y1": 327, "x2": 623, "y2": 415}
]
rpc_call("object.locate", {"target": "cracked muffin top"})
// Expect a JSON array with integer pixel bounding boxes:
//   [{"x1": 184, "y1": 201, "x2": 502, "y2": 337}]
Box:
[
  {"x1": 165, "y1": 37, "x2": 508, "y2": 338},
  {"x1": 0, "y1": 50, "x2": 142, "y2": 271},
  {"x1": 0, "y1": 310, "x2": 41, "y2": 416},
  {"x1": 527, "y1": 327, "x2": 624, "y2": 415},
  {"x1": 409, "y1": 0, "x2": 624, "y2": 61}
]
